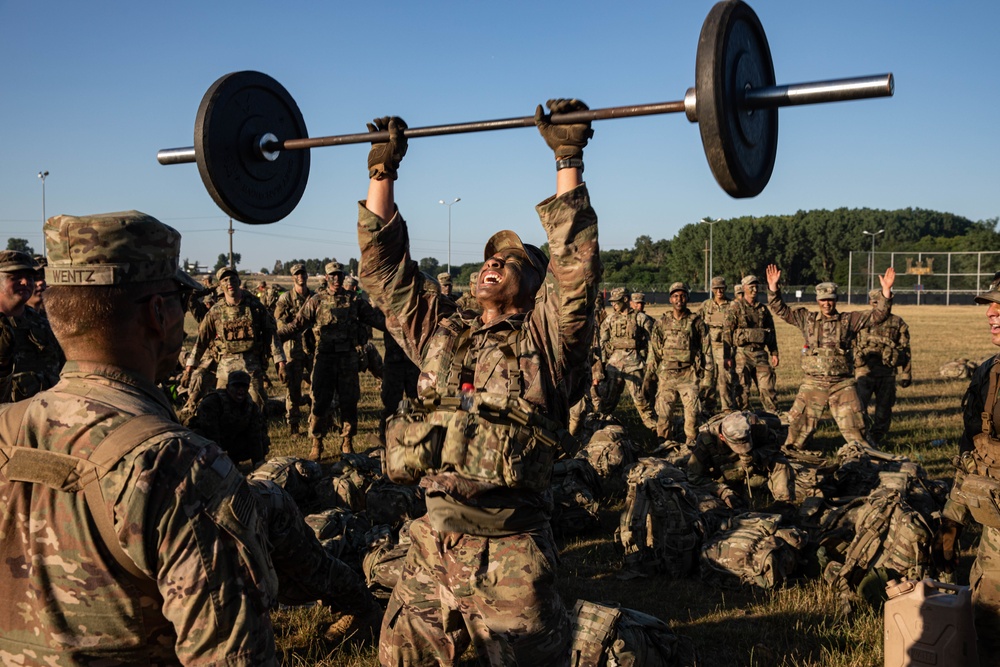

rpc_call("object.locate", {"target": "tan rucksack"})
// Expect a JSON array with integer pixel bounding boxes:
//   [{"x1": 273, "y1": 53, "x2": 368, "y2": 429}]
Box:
[{"x1": 699, "y1": 512, "x2": 807, "y2": 589}]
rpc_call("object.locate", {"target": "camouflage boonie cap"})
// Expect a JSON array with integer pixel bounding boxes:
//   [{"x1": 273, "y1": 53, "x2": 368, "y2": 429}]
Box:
[
  {"x1": 216, "y1": 266, "x2": 238, "y2": 282},
  {"x1": 741, "y1": 275, "x2": 761, "y2": 287},
  {"x1": 630, "y1": 292, "x2": 645, "y2": 303},
  {"x1": 45, "y1": 210, "x2": 199, "y2": 289},
  {"x1": 868, "y1": 288, "x2": 882, "y2": 301},
  {"x1": 227, "y1": 370, "x2": 252, "y2": 386},
  {"x1": 669, "y1": 282, "x2": 689, "y2": 295},
  {"x1": 721, "y1": 412, "x2": 752, "y2": 454},
  {"x1": 815, "y1": 282, "x2": 838, "y2": 301},
  {"x1": 484, "y1": 230, "x2": 548, "y2": 285},
  {"x1": 974, "y1": 272, "x2": 1000, "y2": 305},
  {"x1": 289, "y1": 263, "x2": 307, "y2": 276},
  {"x1": 609, "y1": 287, "x2": 627, "y2": 303},
  {"x1": 0, "y1": 250, "x2": 36, "y2": 273},
  {"x1": 437, "y1": 272, "x2": 452, "y2": 286},
  {"x1": 325, "y1": 260, "x2": 344, "y2": 275},
  {"x1": 711, "y1": 276, "x2": 727, "y2": 289}
]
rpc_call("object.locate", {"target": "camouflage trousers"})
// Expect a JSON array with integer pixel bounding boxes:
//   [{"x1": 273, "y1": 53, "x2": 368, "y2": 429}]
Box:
[
  {"x1": 734, "y1": 350, "x2": 778, "y2": 413},
  {"x1": 601, "y1": 361, "x2": 657, "y2": 430},
  {"x1": 310, "y1": 350, "x2": 361, "y2": 439},
  {"x1": 855, "y1": 371, "x2": 897, "y2": 444},
  {"x1": 654, "y1": 367, "x2": 701, "y2": 442},
  {"x1": 784, "y1": 375, "x2": 867, "y2": 449},
  {"x1": 216, "y1": 355, "x2": 268, "y2": 411},
  {"x1": 704, "y1": 343, "x2": 735, "y2": 412},
  {"x1": 283, "y1": 358, "x2": 306, "y2": 428},
  {"x1": 248, "y1": 478, "x2": 374, "y2": 612},
  {"x1": 380, "y1": 515, "x2": 571, "y2": 667},
  {"x1": 970, "y1": 524, "x2": 1000, "y2": 658},
  {"x1": 380, "y1": 359, "x2": 420, "y2": 439}
]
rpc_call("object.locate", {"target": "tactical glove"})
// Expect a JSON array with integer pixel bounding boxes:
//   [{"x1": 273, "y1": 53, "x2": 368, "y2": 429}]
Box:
[
  {"x1": 534, "y1": 99, "x2": 593, "y2": 159},
  {"x1": 367, "y1": 116, "x2": 408, "y2": 181},
  {"x1": 641, "y1": 374, "x2": 654, "y2": 397},
  {"x1": 277, "y1": 364, "x2": 287, "y2": 384},
  {"x1": 898, "y1": 373, "x2": 912, "y2": 388},
  {"x1": 179, "y1": 367, "x2": 192, "y2": 389},
  {"x1": 931, "y1": 517, "x2": 962, "y2": 574}
]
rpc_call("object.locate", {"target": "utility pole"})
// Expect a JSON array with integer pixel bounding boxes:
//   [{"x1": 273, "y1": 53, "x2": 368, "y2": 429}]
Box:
[{"x1": 228, "y1": 217, "x2": 235, "y2": 269}]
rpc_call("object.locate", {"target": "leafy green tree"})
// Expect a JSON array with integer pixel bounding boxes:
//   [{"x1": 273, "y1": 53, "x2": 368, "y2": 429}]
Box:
[{"x1": 6, "y1": 238, "x2": 34, "y2": 255}]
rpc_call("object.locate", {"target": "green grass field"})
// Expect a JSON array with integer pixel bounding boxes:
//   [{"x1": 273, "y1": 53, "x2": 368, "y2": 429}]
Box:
[{"x1": 203, "y1": 303, "x2": 991, "y2": 666}]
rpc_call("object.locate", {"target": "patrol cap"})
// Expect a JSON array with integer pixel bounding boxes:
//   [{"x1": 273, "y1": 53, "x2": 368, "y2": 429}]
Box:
[
  {"x1": 974, "y1": 272, "x2": 1000, "y2": 305},
  {"x1": 669, "y1": 282, "x2": 689, "y2": 295},
  {"x1": 0, "y1": 250, "x2": 37, "y2": 273},
  {"x1": 344, "y1": 274, "x2": 358, "y2": 288},
  {"x1": 868, "y1": 288, "x2": 882, "y2": 301},
  {"x1": 325, "y1": 260, "x2": 344, "y2": 275},
  {"x1": 720, "y1": 412, "x2": 752, "y2": 454},
  {"x1": 216, "y1": 266, "x2": 238, "y2": 282},
  {"x1": 631, "y1": 292, "x2": 645, "y2": 303},
  {"x1": 609, "y1": 287, "x2": 627, "y2": 303},
  {"x1": 44, "y1": 210, "x2": 200, "y2": 289},
  {"x1": 741, "y1": 275, "x2": 761, "y2": 287},
  {"x1": 290, "y1": 263, "x2": 307, "y2": 276},
  {"x1": 483, "y1": 230, "x2": 548, "y2": 285},
  {"x1": 437, "y1": 272, "x2": 452, "y2": 286},
  {"x1": 711, "y1": 276, "x2": 727, "y2": 289},
  {"x1": 734, "y1": 283, "x2": 743, "y2": 295},
  {"x1": 815, "y1": 282, "x2": 838, "y2": 301},
  {"x1": 227, "y1": 370, "x2": 252, "y2": 386}
]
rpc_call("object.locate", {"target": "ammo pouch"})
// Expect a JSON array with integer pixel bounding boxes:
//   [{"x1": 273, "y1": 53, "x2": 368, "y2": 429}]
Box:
[
  {"x1": 384, "y1": 392, "x2": 566, "y2": 491},
  {"x1": 800, "y1": 348, "x2": 851, "y2": 377},
  {"x1": 882, "y1": 346, "x2": 900, "y2": 368},
  {"x1": 951, "y1": 470, "x2": 1000, "y2": 529},
  {"x1": 735, "y1": 327, "x2": 767, "y2": 346},
  {"x1": 221, "y1": 317, "x2": 255, "y2": 353}
]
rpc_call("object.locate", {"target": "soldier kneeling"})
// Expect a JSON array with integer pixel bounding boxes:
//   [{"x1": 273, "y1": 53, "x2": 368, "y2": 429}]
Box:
[{"x1": 191, "y1": 370, "x2": 269, "y2": 466}]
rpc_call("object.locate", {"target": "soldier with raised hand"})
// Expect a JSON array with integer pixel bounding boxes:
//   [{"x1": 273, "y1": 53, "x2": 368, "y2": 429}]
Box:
[
  {"x1": 854, "y1": 288, "x2": 912, "y2": 445},
  {"x1": 723, "y1": 275, "x2": 780, "y2": 413},
  {"x1": 278, "y1": 260, "x2": 385, "y2": 458},
  {"x1": 700, "y1": 275, "x2": 735, "y2": 411},
  {"x1": 274, "y1": 263, "x2": 314, "y2": 434},
  {"x1": 358, "y1": 99, "x2": 598, "y2": 665},
  {"x1": 0, "y1": 251, "x2": 62, "y2": 402},
  {"x1": 599, "y1": 287, "x2": 657, "y2": 430},
  {"x1": 644, "y1": 282, "x2": 713, "y2": 443},
  {"x1": 184, "y1": 266, "x2": 285, "y2": 411},
  {"x1": 766, "y1": 263, "x2": 896, "y2": 449}
]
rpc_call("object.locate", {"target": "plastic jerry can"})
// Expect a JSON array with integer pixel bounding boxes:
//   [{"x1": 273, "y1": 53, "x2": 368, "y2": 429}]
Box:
[{"x1": 884, "y1": 578, "x2": 979, "y2": 667}]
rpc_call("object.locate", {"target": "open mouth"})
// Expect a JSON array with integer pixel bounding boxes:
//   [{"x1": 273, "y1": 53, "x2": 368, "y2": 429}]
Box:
[{"x1": 480, "y1": 270, "x2": 502, "y2": 286}]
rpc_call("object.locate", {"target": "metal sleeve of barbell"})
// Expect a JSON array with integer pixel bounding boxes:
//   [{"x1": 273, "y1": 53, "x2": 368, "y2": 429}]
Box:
[
  {"x1": 157, "y1": 147, "x2": 198, "y2": 165},
  {"x1": 742, "y1": 74, "x2": 894, "y2": 110}
]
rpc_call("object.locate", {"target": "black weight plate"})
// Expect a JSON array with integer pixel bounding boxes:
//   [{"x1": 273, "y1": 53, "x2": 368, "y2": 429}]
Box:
[
  {"x1": 195, "y1": 71, "x2": 309, "y2": 224},
  {"x1": 696, "y1": 0, "x2": 777, "y2": 198}
]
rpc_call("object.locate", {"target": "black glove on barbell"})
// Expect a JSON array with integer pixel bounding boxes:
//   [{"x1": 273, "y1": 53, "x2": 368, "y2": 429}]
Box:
[
  {"x1": 534, "y1": 99, "x2": 593, "y2": 160},
  {"x1": 367, "y1": 116, "x2": 408, "y2": 181}
]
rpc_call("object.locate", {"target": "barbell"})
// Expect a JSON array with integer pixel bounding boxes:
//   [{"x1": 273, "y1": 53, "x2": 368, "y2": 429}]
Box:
[{"x1": 157, "y1": 0, "x2": 893, "y2": 225}]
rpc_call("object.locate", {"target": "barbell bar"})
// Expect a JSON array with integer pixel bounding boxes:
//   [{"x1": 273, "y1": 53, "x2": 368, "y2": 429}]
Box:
[{"x1": 157, "y1": 0, "x2": 894, "y2": 225}]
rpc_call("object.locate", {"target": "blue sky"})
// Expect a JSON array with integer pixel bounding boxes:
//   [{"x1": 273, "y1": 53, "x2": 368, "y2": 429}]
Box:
[{"x1": 2, "y1": 0, "x2": 997, "y2": 273}]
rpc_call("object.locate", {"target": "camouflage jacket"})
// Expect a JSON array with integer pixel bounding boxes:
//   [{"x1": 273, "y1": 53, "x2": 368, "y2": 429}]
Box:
[
  {"x1": 278, "y1": 288, "x2": 384, "y2": 356},
  {"x1": 0, "y1": 361, "x2": 277, "y2": 665},
  {"x1": 959, "y1": 354, "x2": 998, "y2": 456},
  {"x1": 699, "y1": 297, "x2": 732, "y2": 346},
  {"x1": 600, "y1": 308, "x2": 648, "y2": 370},
  {"x1": 191, "y1": 389, "x2": 268, "y2": 463},
  {"x1": 358, "y1": 184, "x2": 599, "y2": 535},
  {"x1": 768, "y1": 287, "x2": 890, "y2": 378},
  {"x1": 688, "y1": 414, "x2": 783, "y2": 496},
  {"x1": 646, "y1": 308, "x2": 714, "y2": 377},
  {"x1": 188, "y1": 293, "x2": 285, "y2": 371},
  {"x1": 0, "y1": 306, "x2": 63, "y2": 403},
  {"x1": 274, "y1": 286, "x2": 314, "y2": 361},
  {"x1": 853, "y1": 313, "x2": 911, "y2": 378},
  {"x1": 187, "y1": 287, "x2": 217, "y2": 323},
  {"x1": 455, "y1": 290, "x2": 481, "y2": 315},
  {"x1": 722, "y1": 296, "x2": 778, "y2": 363}
]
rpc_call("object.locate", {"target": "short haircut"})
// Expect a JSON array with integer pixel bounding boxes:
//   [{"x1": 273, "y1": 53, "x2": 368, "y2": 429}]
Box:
[{"x1": 45, "y1": 278, "x2": 174, "y2": 342}]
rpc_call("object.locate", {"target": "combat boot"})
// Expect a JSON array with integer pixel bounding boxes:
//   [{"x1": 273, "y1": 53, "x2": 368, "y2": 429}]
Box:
[
  {"x1": 288, "y1": 421, "x2": 299, "y2": 436},
  {"x1": 309, "y1": 437, "x2": 324, "y2": 461},
  {"x1": 341, "y1": 435, "x2": 354, "y2": 454}
]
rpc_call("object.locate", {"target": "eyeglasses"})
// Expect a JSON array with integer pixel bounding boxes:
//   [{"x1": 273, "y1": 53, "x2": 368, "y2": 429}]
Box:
[{"x1": 135, "y1": 288, "x2": 191, "y2": 310}]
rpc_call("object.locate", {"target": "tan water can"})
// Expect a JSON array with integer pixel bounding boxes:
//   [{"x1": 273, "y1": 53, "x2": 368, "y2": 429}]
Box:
[{"x1": 884, "y1": 578, "x2": 979, "y2": 667}]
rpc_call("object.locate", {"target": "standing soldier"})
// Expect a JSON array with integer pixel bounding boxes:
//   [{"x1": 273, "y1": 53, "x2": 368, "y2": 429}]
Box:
[
  {"x1": 455, "y1": 271, "x2": 481, "y2": 314},
  {"x1": 765, "y1": 264, "x2": 896, "y2": 449},
  {"x1": 184, "y1": 266, "x2": 286, "y2": 411},
  {"x1": 599, "y1": 287, "x2": 657, "y2": 430},
  {"x1": 279, "y1": 260, "x2": 385, "y2": 459},
  {"x1": 700, "y1": 275, "x2": 735, "y2": 411},
  {"x1": 0, "y1": 251, "x2": 63, "y2": 402},
  {"x1": 274, "y1": 263, "x2": 313, "y2": 434},
  {"x1": 437, "y1": 271, "x2": 454, "y2": 297},
  {"x1": 854, "y1": 288, "x2": 912, "y2": 445},
  {"x1": 723, "y1": 275, "x2": 780, "y2": 413},
  {"x1": 644, "y1": 282, "x2": 714, "y2": 443},
  {"x1": 27, "y1": 255, "x2": 49, "y2": 316}
]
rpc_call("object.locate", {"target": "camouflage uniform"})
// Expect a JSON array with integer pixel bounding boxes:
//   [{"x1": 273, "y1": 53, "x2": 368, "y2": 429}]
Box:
[
  {"x1": 274, "y1": 265, "x2": 314, "y2": 432},
  {"x1": 599, "y1": 288, "x2": 656, "y2": 429},
  {"x1": 568, "y1": 294, "x2": 607, "y2": 435},
  {"x1": 0, "y1": 306, "x2": 63, "y2": 403},
  {"x1": 688, "y1": 411, "x2": 795, "y2": 504},
  {"x1": 645, "y1": 285, "x2": 714, "y2": 442},
  {"x1": 360, "y1": 185, "x2": 597, "y2": 666},
  {"x1": 455, "y1": 272, "x2": 481, "y2": 315},
  {"x1": 769, "y1": 282, "x2": 890, "y2": 448},
  {"x1": 699, "y1": 276, "x2": 735, "y2": 411},
  {"x1": 278, "y1": 262, "x2": 385, "y2": 454},
  {"x1": 190, "y1": 372, "x2": 269, "y2": 464},
  {"x1": 853, "y1": 289, "x2": 911, "y2": 444},
  {"x1": 187, "y1": 269, "x2": 285, "y2": 410},
  {"x1": 723, "y1": 276, "x2": 779, "y2": 413}
]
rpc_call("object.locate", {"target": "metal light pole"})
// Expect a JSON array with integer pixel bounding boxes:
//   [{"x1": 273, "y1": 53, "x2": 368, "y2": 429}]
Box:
[
  {"x1": 38, "y1": 170, "x2": 49, "y2": 229},
  {"x1": 862, "y1": 229, "x2": 884, "y2": 292},
  {"x1": 701, "y1": 217, "x2": 719, "y2": 292},
  {"x1": 438, "y1": 198, "x2": 461, "y2": 274}
]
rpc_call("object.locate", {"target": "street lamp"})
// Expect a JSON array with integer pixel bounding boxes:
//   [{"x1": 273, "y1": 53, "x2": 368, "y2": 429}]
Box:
[
  {"x1": 862, "y1": 229, "x2": 885, "y2": 292},
  {"x1": 38, "y1": 170, "x2": 49, "y2": 229},
  {"x1": 700, "y1": 217, "x2": 719, "y2": 293},
  {"x1": 438, "y1": 197, "x2": 461, "y2": 274}
]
